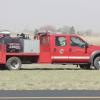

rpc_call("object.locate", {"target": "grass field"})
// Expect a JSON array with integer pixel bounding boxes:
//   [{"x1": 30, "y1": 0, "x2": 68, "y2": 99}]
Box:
[
  {"x1": 0, "y1": 64, "x2": 100, "y2": 90},
  {"x1": 82, "y1": 35, "x2": 100, "y2": 45},
  {"x1": 0, "y1": 35, "x2": 100, "y2": 90}
]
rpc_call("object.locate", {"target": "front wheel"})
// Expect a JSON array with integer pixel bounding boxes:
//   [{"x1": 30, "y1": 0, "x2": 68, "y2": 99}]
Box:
[
  {"x1": 6, "y1": 57, "x2": 22, "y2": 70},
  {"x1": 94, "y1": 56, "x2": 100, "y2": 70}
]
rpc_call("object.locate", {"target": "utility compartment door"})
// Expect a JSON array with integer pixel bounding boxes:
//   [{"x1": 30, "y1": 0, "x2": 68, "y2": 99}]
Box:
[
  {"x1": 0, "y1": 44, "x2": 6, "y2": 64},
  {"x1": 52, "y1": 36, "x2": 69, "y2": 63},
  {"x1": 23, "y1": 40, "x2": 40, "y2": 53},
  {"x1": 39, "y1": 35, "x2": 51, "y2": 63}
]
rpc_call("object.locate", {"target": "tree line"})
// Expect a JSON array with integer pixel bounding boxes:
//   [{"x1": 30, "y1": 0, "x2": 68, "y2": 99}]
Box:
[{"x1": 34, "y1": 25, "x2": 93, "y2": 35}]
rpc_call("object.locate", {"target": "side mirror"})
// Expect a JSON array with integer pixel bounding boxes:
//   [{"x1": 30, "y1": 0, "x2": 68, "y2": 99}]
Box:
[
  {"x1": 85, "y1": 43, "x2": 88, "y2": 48},
  {"x1": 80, "y1": 43, "x2": 88, "y2": 48}
]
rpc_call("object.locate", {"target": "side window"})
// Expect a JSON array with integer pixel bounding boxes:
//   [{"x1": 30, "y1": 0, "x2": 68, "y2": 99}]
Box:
[
  {"x1": 55, "y1": 36, "x2": 66, "y2": 46},
  {"x1": 70, "y1": 36, "x2": 86, "y2": 47}
]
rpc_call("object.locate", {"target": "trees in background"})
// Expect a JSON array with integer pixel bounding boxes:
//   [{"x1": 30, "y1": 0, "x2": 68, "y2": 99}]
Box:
[
  {"x1": 33, "y1": 25, "x2": 93, "y2": 36},
  {"x1": 57, "y1": 26, "x2": 70, "y2": 34},
  {"x1": 38, "y1": 25, "x2": 57, "y2": 33},
  {"x1": 85, "y1": 29, "x2": 92, "y2": 35},
  {"x1": 77, "y1": 29, "x2": 93, "y2": 36},
  {"x1": 34, "y1": 25, "x2": 76, "y2": 34},
  {"x1": 34, "y1": 29, "x2": 38, "y2": 35},
  {"x1": 69, "y1": 26, "x2": 75, "y2": 34},
  {"x1": 57, "y1": 26, "x2": 75, "y2": 34}
]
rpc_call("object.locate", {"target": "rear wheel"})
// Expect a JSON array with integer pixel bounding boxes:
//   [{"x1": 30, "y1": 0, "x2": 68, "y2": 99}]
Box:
[
  {"x1": 79, "y1": 64, "x2": 91, "y2": 70},
  {"x1": 6, "y1": 57, "x2": 22, "y2": 70},
  {"x1": 94, "y1": 56, "x2": 100, "y2": 70}
]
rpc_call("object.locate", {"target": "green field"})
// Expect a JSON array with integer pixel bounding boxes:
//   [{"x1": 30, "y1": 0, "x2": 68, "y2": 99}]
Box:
[{"x1": 0, "y1": 64, "x2": 100, "y2": 90}]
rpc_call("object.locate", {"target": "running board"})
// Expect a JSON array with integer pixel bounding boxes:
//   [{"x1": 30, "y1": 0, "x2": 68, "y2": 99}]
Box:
[{"x1": 52, "y1": 62, "x2": 90, "y2": 65}]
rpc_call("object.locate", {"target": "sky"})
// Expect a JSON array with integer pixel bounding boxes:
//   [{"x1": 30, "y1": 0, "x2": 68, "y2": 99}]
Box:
[{"x1": 0, "y1": 0, "x2": 100, "y2": 32}]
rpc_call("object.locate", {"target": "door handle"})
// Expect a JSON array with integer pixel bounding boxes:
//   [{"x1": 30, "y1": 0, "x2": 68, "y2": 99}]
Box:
[{"x1": 54, "y1": 48, "x2": 56, "y2": 52}]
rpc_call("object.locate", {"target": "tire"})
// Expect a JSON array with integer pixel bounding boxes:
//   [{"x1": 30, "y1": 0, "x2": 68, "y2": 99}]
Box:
[
  {"x1": 6, "y1": 57, "x2": 22, "y2": 70},
  {"x1": 94, "y1": 56, "x2": 100, "y2": 70},
  {"x1": 0, "y1": 64, "x2": 6, "y2": 70},
  {"x1": 79, "y1": 64, "x2": 91, "y2": 70}
]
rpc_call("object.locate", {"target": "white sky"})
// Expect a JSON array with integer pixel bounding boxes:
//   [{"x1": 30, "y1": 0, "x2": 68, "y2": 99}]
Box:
[{"x1": 0, "y1": 0, "x2": 100, "y2": 32}]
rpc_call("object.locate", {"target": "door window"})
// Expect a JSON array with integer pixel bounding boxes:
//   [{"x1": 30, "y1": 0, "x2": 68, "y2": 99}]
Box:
[
  {"x1": 70, "y1": 36, "x2": 86, "y2": 47},
  {"x1": 55, "y1": 36, "x2": 66, "y2": 46}
]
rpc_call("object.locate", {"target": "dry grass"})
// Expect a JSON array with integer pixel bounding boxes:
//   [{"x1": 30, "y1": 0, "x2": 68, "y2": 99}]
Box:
[
  {"x1": 82, "y1": 35, "x2": 100, "y2": 45},
  {"x1": 0, "y1": 64, "x2": 99, "y2": 90}
]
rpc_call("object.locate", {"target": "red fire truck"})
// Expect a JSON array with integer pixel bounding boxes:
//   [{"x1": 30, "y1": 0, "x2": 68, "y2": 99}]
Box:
[{"x1": 0, "y1": 32, "x2": 100, "y2": 70}]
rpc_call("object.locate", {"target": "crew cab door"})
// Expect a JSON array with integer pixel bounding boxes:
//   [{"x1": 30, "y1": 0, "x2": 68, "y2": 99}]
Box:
[
  {"x1": 68, "y1": 36, "x2": 89, "y2": 62},
  {"x1": 52, "y1": 36, "x2": 69, "y2": 63}
]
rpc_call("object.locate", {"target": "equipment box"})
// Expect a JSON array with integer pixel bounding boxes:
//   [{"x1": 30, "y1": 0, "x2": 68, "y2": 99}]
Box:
[{"x1": 23, "y1": 40, "x2": 40, "y2": 53}]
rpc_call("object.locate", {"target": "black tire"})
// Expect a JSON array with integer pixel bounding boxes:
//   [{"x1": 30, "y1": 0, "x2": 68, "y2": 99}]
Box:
[
  {"x1": 94, "y1": 56, "x2": 100, "y2": 70},
  {"x1": 79, "y1": 64, "x2": 91, "y2": 70},
  {"x1": 6, "y1": 57, "x2": 22, "y2": 70},
  {"x1": 0, "y1": 64, "x2": 6, "y2": 70}
]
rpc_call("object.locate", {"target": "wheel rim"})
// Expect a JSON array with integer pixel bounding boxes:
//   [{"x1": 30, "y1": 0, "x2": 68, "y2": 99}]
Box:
[
  {"x1": 11, "y1": 60, "x2": 19, "y2": 69},
  {"x1": 97, "y1": 61, "x2": 100, "y2": 66}
]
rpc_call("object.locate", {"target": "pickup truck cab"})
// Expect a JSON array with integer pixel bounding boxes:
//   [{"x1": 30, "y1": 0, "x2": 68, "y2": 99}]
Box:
[{"x1": 39, "y1": 33, "x2": 100, "y2": 70}]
